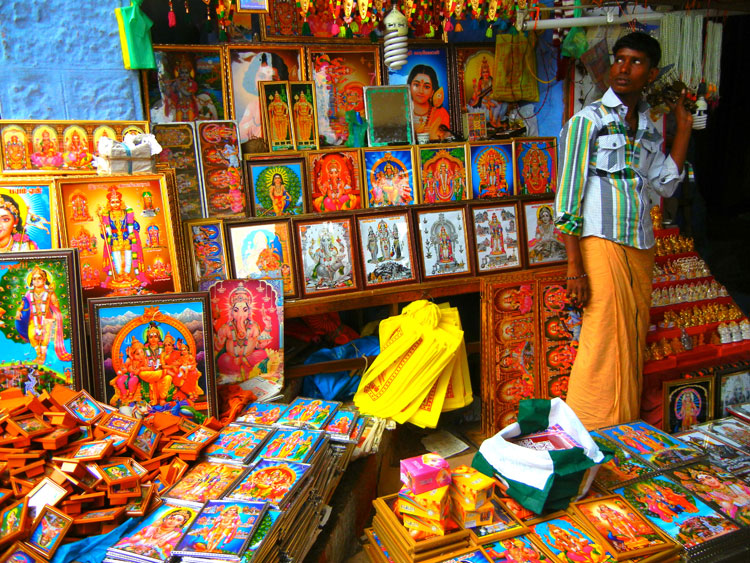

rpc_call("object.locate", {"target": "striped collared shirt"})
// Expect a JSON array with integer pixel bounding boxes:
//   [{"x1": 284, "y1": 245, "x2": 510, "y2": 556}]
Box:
[{"x1": 554, "y1": 88, "x2": 684, "y2": 250}]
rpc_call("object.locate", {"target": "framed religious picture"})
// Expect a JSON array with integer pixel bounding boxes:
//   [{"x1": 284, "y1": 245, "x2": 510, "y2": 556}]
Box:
[
  {"x1": 662, "y1": 375, "x2": 714, "y2": 434},
  {"x1": 455, "y1": 45, "x2": 502, "y2": 137},
  {"x1": 0, "y1": 542, "x2": 45, "y2": 563},
  {"x1": 589, "y1": 431, "x2": 656, "y2": 490},
  {"x1": 387, "y1": 46, "x2": 455, "y2": 142},
  {"x1": 0, "y1": 250, "x2": 85, "y2": 395},
  {"x1": 294, "y1": 216, "x2": 360, "y2": 298},
  {"x1": 209, "y1": 279, "x2": 284, "y2": 391},
  {"x1": 144, "y1": 46, "x2": 229, "y2": 123},
  {"x1": 246, "y1": 156, "x2": 306, "y2": 217},
  {"x1": 88, "y1": 293, "x2": 217, "y2": 418},
  {"x1": 417, "y1": 144, "x2": 469, "y2": 203},
  {"x1": 530, "y1": 512, "x2": 615, "y2": 562},
  {"x1": 237, "y1": 0, "x2": 269, "y2": 12},
  {"x1": 184, "y1": 218, "x2": 230, "y2": 291},
  {"x1": 471, "y1": 203, "x2": 522, "y2": 274},
  {"x1": 55, "y1": 175, "x2": 184, "y2": 301},
  {"x1": 63, "y1": 390, "x2": 104, "y2": 424},
  {"x1": 696, "y1": 417, "x2": 750, "y2": 451},
  {"x1": 356, "y1": 211, "x2": 418, "y2": 288},
  {"x1": 0, "y1": 499, "x2": 28, "y2": 549},
  {"x1": 306, "y1": 149, "x2": 364, "y2": 212},
  {"x1": 289, "y1": 81, "x2": 319, "y2": 151},
  {"x1": 363, "y1": 86, "x2": 414, "y2": 147},
  {"x1": 514, "y1": 138, "x2": 558, "y2": 195},
  {"x1": 716, "y1": 367, "x2": 750, "y2": 417},
  {"x1": 469, "y1": 141, "x2": 516, "y2": 199},
  {"x1": 259, "y1": 81, "x2": 295, "y2": 152},
  {"x1": 196, "y1": 121, "x2": 247, "y2": 218},
  {"x1": 226, "y1": 45, "x2": 305, "y2": 145},
  {"x1": 522, "y1": 200, "x2": 567, "y2": 267},
  {"x1": 152, "y1": 122, "x2": 206, "y2": 221},
  {"x1": 0, "y1": 120, "x2": 148, "y2": 175},
  {"x1": 415, "y1": 206, "x2": 473, "y2": 280},
  {"x1": 0, "y1": 179, "x2": 59, "y2": 251},
  {"x1": 362, "y1": 147, "x2": 417, "y2": 208},
  {"x1": 26, "y1": 478, "x2": 67, "y2": 520},
  {"x1": 225, "y1": 218, "x2": 297, "y2": 299},
  {"x1": 482, "y1": 534, "x2": 558, "y2": 562}
]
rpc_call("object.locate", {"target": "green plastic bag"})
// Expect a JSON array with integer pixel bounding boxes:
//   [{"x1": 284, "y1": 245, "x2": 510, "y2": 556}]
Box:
[{"x1": 561, "y1": 27, "x2": 589, "y2": 59}]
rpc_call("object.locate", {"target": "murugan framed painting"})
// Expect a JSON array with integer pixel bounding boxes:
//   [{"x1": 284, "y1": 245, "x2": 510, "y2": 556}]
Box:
[
  {"x1": 515, "y1": 138, "x2": 557, "y2": 195},
  {"x1": 0, "y1": 179, "x2": 59, "y2": 251},
  {"x1": 259, "y1": 81, "x2": 295, "y2": 152},
  {"x1": 289, "y1": 81, "x2": 319, "y2": 151},
  {"x1": 415, "y1": 206, "x2": 473, "y2": 280},
  {"x1": 663, "y1": 375, "x2": 714, "y2": 434}
]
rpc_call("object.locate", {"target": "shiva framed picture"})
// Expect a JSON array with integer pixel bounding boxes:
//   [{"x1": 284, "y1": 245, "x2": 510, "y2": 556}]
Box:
[
  {"x1": 356, "y1": 211, "x2": 418, "y2": 289},
  {"x1": 294, "y1": 215, "x2": 360, "y2": 298},
  {"x1": 0, "y1": 179, "x2": 59, "y2": 251},
  {"x1": 88, "y1": 292, "x2": 217, "y2": 418},
  {"x1": 196, "y1": 121, "x2": 247, "y2": 218},
  {"x1": 361, "y1": 146, "x2": 417, "y2": 208},
  {"x1": 468, "y1": 141, "x2": 516, "y2": 199},
  {"x1": 0, "y1": 250, "x2": 85, "y2": 395},
  {"x1": 471, "y1": 203, "x2": 522, "y2": 274},
  {"x1": 55, "y1": 174, "x2": 184, "y2": 301},
  {"x1": 522, "y1": 200, "x2": 567, "y2": 267},
  {"x1": 415, "y1": 206, "x2": 473, "y2": 280},
  {"x1": 716, "y1": 367, "x2": 750, "y2": 417},
  {"x1": 306, "y1": 149, "x2": 364, "y2": 212},
  {"x1": 454, "y1": 45, "x2": 502, "y2": 135},
  {"x1": 184, "y1": 218, "x2": 230, "y2": 291},
  {"x1": 363, "y1": 86, "x2": 414, "y2": 147},
  {"x1": 289, "y1": 81, "x2": 319, "y2": 151},
  {"x1": 226, "y1": 45, "x2": 305, "y2": 144},
  {"x1": 662, "y1": 375, "x2": 714, "y2": 434},
  {"x1": 237, "y1": 0, "x2": 269, "y2": 12},
  {"x1": 387, "y1": 46, "x2": 455, "y2": 142},
  {"x1": 514, "y1": 137, "x2": 557, "y2": 195},
  {"x1": 246, "y1": 155, "x2": 306, "y2": 217},
  {"x1": 144, "y1": 45, "x2": 229, "y2": 123},
  {"x1": 306, "y1": 46, "x2": 381, "y2": 147},
  {"x1": 259, "y1": 81, "x2": 296, "y2": 152},
  {"x1": 417, "y1": 144, "x2": 469, "y2": 203},
  {"x1": 225, "y1": 217, "x2": 297, "y2": 299}
]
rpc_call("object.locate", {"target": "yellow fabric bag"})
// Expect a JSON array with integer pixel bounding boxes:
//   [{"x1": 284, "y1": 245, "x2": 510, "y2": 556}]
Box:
[{"x1": 492, "y1": 32, "x2": 540, "y2": 103}]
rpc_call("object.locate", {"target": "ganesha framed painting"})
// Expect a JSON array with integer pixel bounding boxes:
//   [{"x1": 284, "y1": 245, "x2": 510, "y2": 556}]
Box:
[
  {"x1": 88, "y1": 293, "x2": 217, "y2": 419},
  {"x1": 55, "y1": 175, "x2": 184, "y2": 302}
]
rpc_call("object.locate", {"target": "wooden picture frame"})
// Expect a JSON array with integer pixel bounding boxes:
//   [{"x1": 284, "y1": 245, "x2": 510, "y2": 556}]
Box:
[
  {"x1": 417, "y1": 143, "x2": 469, "y2": 203},
  {"x1": 482, "y1": 533, "x2": 559, "y2": 562},
  {"x1": 88, "y1": 293, "x2": 217, "y2": 419},
  {"x1": 294, "y1": 215, "x2": 360, "y2": 298},
  {"x1": 0, "y1": 120, "x2": 148, "y2": 175},
  {"x1": 454, "y1": 44, "x2": 502, "y2": 138},
  {"x1": 716, "y1": 367, "x2": 750, "y2": 417},
  {"x1": 306, "y1": 46, "x2": 381, "y2": 147},
  {"x1": 470, "y1": 202, "x2": 522, "y2": 274},
  {"x1": 26, "y1": 505, "x2": 72, "y2": 559},
  {"x1": 0, "y1": 542, "x2": 45, "y2": 563},
  {"x1": 195, "y1": 121, "x2": 248, "y2": 218},
  {"x1": 259, "y1": 81, "x2": 296, "y2": 152},
  {"x1": 63, "y1": 390, "x2": 104, "y2": 425},
  {"x1": 522, "y1": 200, "x2": 567, "y2": 267},
  {"x1": 6, "y1": 415, "x2": 50, "y2": 439},
  {"x1": 363, "y1": 86, "x2": 414, "y2": 147},
  {"x1": 465, "y1": 497, "x2": 530, "y2": 546},
  {"x1": 530, "y1": 512, "x2": 615, "y2": 562},
  {"x1": 356, "y1": 211, "x2": 419, "y2": 289},
  {"x1": 245, "y1": 155, "x2": 307, "y2": 217},
  {"x1": 237, "y1": 0, "x2": 269, "y2": 12},
  {"x1": 184, "y1": 218, "x2": 230, "y2": 291},
  {"x1": 26, "y1": 478, "x2": 67, "y2": 520},
  {"x1": 0, "y1": 499, "x2": 28, "y2": 548},
  {"x1": 362, "y1": 146, "x2": 417, "y2": 208},
  {"x1": 289, "y1": 81, "x2": 319, "y2": 151},
  {"x1": 306, "y1": 149, "x2": 364, "y2": 212},
  {"x1": 0, "y1": 179, "x2": 59, "y2": 251},
  {"x1": 514, "y1": 137, "x2": 558, "y2": 196},
  {"x1": 662, "y1": 375, "x2": 714, "y2": 433},
  {"x1": 225, "y1": 217, "x2": 298, "y2": 299},
  {"x1": 127, "y1": 424, "x2": 161, "y2": 461},
  {"x1": 468, "y1": 141, "x2": 516, "y2": 199},
  {"x1": 0, "y1": 250, "x2": 86, "y2": 395},
  {"x1": 70, "y1": 440, "x2": 114, "y2": 462},
  {"x1": 415, "y1": 206, "x2": 473, "y2": 280},
  {"x1": 55, "y1": 174, "x2": 185, "y2": 301},
  {"x1": 144, "y1": 45, "x2": 229, "y2": 124},
  {"x1": 97, "y1": 412, "x2": 140, "y2": 438}
]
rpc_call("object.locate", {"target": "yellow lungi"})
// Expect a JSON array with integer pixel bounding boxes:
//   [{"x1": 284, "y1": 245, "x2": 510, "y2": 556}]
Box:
[{"x1": 566, "y1": 236, "x2": 654, "y2": 430}]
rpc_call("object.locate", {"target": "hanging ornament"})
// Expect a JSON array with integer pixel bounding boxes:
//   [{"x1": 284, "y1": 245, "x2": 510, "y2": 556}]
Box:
[
  {"x1": 215, "y1": 0, "x2": 234, "y2": 40},
  {"x1": 168, "y1": 0, "x2": 177, "y2": 27},
  {"x1": 467, "y1": 0, "x2": 484, "y2": 19},
  {"x1": 330, "y1": 0, "x2": 342, "y2": 35},
  {"x1": 297, "y1": 0, "x2": 314, "y2": 35},
  {"x1": 453, "y1": 0, "x2": 466, "y2": 32},
  {"x1": 443, "y1": 0, "x2": 457, "y2": 33},
  {"x1": 383, "y1": 7, "x2": 409, "y2": 70},
  {"x1": 202, "y1": 0, "x2": 211, "y2": 20},
  {"x1": 485, "y1": 0, "x2": 499, "y2": 37},
  {"x1": 341, "y1": 0, "x2": 357, "y2": 37},
  {"x1": 401, "y1": 0, "x2": 417, "y2": 28}
]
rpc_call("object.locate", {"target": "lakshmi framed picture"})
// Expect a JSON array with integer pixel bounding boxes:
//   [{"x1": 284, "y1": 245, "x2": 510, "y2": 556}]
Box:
[
  {"x1": 88, "y1": 293, "x2": 217, "y2": 418},
  {"x1": 514, "y1": 138, "x2": 558, "y2": 195},
  {"x1": 55, "y1": 174, "x2": 184, "y2": 301},
  {"x1": 195, "y1": 121, "x2": 247, "y2": 218},
  {"x1": 363, "y1": 86, "x2": 414, "y2": 147},
  {"x1": 662, "y1": 375, "x2": 714, "y2": 433},
  {"x1": 0, "y1": 250, "x2": 85, "y2": 395},
  {"x1": 471, "y1": 203, "x2": 522, "y2": 274},
  {"x1": 226, "y1": 45, "x2": 305, "y2": 144},
  {"x1": 306, "y1": 46, "x2": 381, "y2": 147},
  {"x1": 225, "y1": 217, "x2": 297, "y2": 299},
  {"x1": 716, "y1": 367, "x2": 750, "y2": 417},
  {"x1": 356, "y1": 211, "x2": 418, "y2": 288},
  {"x1": 0, "y1": 179, "x2": 59, "y2": 251},
  {"x1": 247, "y1": 156, "x2": 306, "y2": 217},
  {"x1": 415, "y1": 206, "x2": 473, "y2": 280},
  {"x1": 361, "y1": 147, "x2": 417, "y2": 208},
  {"x1": 306, "y1": 149, "x2": 364, "y2": 212},
  {"x1": 417, "y1": 144, "x2": 469, "y2": 203},
  {"x1": 468, "y1": 141, "x2": 516, "y2": 199},
  {"x1": 294, "y1": 216, "x2": 360, "y2": 298},
  {"x1": 144, "y1": 46, "x2": 229, "y2": 123},
  {"x1": 259, "y1": 81, "x2": 295, "y2": 152},
  {"x1": 522, "y1": 200, "x2": 567, "y2": 267},
  {"x1": 184, "y1": 218, "x2": 230, "y2": 291},
  {"x1": 289, "y1": 82, "x2": 319, "y2": 151}
]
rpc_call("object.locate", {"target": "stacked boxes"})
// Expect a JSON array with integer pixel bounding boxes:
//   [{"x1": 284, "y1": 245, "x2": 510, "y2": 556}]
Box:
[{"x1": 449, "y1": 465, "x2": 497, "y2": 529}]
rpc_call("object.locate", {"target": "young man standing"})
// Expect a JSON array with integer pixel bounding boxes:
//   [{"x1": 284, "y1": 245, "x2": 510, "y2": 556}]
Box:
[{"x1": 554, "y1": 32, "x2": 693, "y2": 430}]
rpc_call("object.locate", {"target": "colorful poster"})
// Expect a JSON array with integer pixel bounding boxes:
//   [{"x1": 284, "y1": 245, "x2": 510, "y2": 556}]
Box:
[
  {"x1": 165, "y1": 462, "x2": 246, "y2": 504},
  {"x1": 276, "y1": 397, "x2": 339, "y2": 429},
  {"x1": 670, "y1": 462, "x2": 750, "y2": 525},
  {"x1": 204, "y1": 424, "x2": 271, "y2": 463},
  {"x1": 0, "y1": 182, "x2": 56, "y2": 251},
  {"x1": 226, "y1": 460, "x2": 310, "y2": 506},
  {"x1": 472, "y1": 204, "x2": 521, "y2": 273},
  {"x1": 249, "y1": 158, "x2": 305, "y2": 217},
  {"x1": 362, "y1": 149, "x2": 416, "y2": 207},
  {"x1": 153, "y1": 123, "x2": 205, "y2": 220},
  {"x1": 515, "y1": 138, "x2": 557, "y2": 195},
  {"x1": 531, "y1": 513, "x2": 615, "y2": 563},
  {"x1": 235, "y1": 402, "x2": 289, "y2": 425},
  {"x1": 523, "y1": 201, "x2": 566, "y2": 266},
  {"x1": 197, "y1": 121, "x2": 247, "y2": 218},
  {"x1": 418, "y1": 145, "x2": 468, "y2": 203},
  {"x1": 255, "y1": 428, "x2": 322, "y2": 462},
  {"x1": 469, "y1": 143, "x2": 515, "y2": 199}
]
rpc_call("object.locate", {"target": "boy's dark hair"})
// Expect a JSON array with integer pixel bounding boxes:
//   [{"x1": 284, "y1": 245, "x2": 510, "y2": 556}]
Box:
[{"x1": 612, "y1": 32, "x2": 661, "y2": 68}]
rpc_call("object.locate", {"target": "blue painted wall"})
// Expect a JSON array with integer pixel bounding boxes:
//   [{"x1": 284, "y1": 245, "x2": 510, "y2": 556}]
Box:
[{"x1": 0, "y1": 1, "x2": 143, "y2": 120}]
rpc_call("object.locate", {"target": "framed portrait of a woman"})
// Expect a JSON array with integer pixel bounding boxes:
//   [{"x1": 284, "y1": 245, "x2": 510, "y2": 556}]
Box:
[
  {"x1": 663, "y1": 375, "x2": 714, "y2": 434},
  {"x1": 387, "y1": 46, "x2": 455, "y2": 143},
  {"x1": 246, "y1": 156, "x2": 306, "y2": 217},
  {"x1": 289, "y1": 82, "x2": 319, "y2": 151},
  {"x1": 455, "y1": 45, "x2": 503, "y2": 137},
  {"x1": 0, "y1": 179, "x2": 59, "y2": 251},
  {"x1": 306, "y1": 150, "x2": 364, "y2": 213},
  {"x1": 515, "y1": 138, "x2": 558, "y2": 195},
  {"x1": 522, "y1": 201, "x2": 567, "y2": 267}
]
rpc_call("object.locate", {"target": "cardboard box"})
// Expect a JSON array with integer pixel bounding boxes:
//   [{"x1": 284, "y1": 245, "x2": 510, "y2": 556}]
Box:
[
  {"x1": 450, "y1": 465, "x2": 495, "y2": 510},
  {"x1": 402, "y1": 512, "x2": 455, "y2": 537},
  {"x1": 451, "y1": 498, "x2": 494, "y2": 528},
  {"x1": 400, "y1": 453, "x2": 451, "y2": 495},
  {"x1": 397, "y1": 485, "x2": 451, "y2": 521}
]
